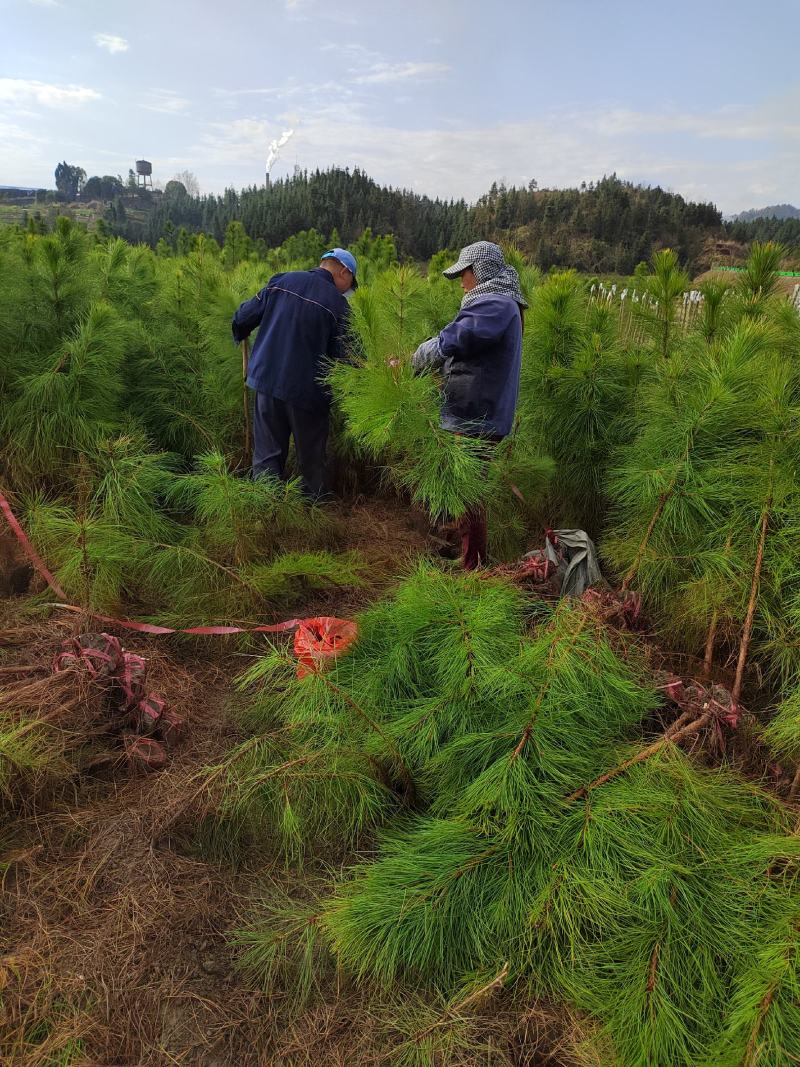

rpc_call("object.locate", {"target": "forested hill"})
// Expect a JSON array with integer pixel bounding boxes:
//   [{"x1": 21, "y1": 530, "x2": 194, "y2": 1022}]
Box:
[
  {"x1": 129, "y1": 168, "x2": 472, "y2": 263},
  {"x1": 732, "y1": 204, "x2": 800, "y2": 222},
  {"x1": 470, "y1": 177, "x2": 722, "y2": 272},
  {"x1": 99, "y1": 167, "x2": 798, "y2": 273},
  {"x1": 724, "y1": 212, "x2": 800, "y2": 249}
]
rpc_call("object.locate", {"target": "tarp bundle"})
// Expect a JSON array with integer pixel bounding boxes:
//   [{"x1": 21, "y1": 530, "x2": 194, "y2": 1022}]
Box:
[{"x1": 494, "y1": 529, "x2": 605, "y2": 599}]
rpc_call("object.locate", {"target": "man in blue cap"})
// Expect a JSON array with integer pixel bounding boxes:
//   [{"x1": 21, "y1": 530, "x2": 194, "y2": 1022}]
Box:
[{"x1": 232, "y1": 247, "x2": 357, "y2": 498}]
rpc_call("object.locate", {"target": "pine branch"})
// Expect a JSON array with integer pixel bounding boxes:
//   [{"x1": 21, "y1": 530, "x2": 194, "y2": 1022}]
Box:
[
  {"x1": 311, "y1": 672, "x2": 417, "y2": 806},
  {"x1": 510, "y1": 609, "x2": 588, "y2": 761},
  {"x1": 406, "y1": 962, "x2": 510, "y2": 1044},
  {"x1": 620, "y1": 447, "x2": 688, "y2": 592}
]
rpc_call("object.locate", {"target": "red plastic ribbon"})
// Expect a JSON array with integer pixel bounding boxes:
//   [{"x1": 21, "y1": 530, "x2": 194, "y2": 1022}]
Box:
[
  {"x1": 0, "y1": 487, "x2": 68, "y2": 600},
  {"x1": 0, "y1": 485, "x2": 305, "y2": 637},
  {"x1": 51, "y1": 604, "x2": 303, "y2": 636}
]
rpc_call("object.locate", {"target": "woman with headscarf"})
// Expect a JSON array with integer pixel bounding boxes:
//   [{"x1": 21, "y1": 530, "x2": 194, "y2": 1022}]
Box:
[{"x1": 411, "y1": 241, "x2": 527, "y2": 569}]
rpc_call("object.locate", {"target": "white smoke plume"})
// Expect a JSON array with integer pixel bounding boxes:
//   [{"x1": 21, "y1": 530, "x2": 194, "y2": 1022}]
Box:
[{"x1": 266, "y1": 128, "x2": 295, "y2": 174}]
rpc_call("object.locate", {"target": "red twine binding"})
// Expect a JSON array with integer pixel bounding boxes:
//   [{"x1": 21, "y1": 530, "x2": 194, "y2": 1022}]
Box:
[{"x1": 1, "y1": 487, "x2": 68, "y2": 600}]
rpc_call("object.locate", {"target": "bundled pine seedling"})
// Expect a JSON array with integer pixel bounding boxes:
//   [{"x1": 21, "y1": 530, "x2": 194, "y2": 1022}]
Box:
[
  {"x1": 225, "y1": 563, "x2": 800, "y2": 1066},
  {"x1": 330, "y1": 264, "x2": 553, "y2": 557}
]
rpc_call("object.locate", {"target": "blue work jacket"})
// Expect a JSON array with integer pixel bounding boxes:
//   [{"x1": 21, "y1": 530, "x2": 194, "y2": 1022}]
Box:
[
  {"x1": 412, "y1": 294, "x2": 522, "y2": 437},
  {"x1": 232, "y1": 268, "x2": 350, "y2": 413}
]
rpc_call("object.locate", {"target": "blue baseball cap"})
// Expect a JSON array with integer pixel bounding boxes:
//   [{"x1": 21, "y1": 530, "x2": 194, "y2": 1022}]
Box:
[{"x1": 321, "y1": 247, "x2": 358, "y2": 288}]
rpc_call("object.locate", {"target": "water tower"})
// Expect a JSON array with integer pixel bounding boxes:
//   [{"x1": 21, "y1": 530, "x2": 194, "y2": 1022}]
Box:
[{"x1": 135, "y1": 159, "x2": 153, "y2": 191}]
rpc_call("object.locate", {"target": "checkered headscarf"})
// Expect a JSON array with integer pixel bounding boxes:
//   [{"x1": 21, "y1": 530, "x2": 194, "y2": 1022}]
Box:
[{"x1": 443, "y1": 241, "x2": 528, "y2": 310}]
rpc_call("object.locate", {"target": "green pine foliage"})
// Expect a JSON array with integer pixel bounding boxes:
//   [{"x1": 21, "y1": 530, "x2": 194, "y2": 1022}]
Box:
[
  {"x1": 709, "y1": 896, "x2": 800, "y2": 1067},
  {"x1": 214, "y1": 567, "x2": 528, "y2": 855},
  {"x1": 226, "y1": 562, "x2": 800, "y2": 1065},
  {"x1": 167, "y1": 452, "x2": 321, "y2": 565},
  {"x1": 603, "y1": 241, "x2": 800, "y2": 687},
  {"x1": 763, "y1": 689, "x2": 800, "y2": 764},
  {"x1": 17, "y1": 439, "x2": 361, "y2": 619},
  {"x1": 233, "y1": 876, "x2": 331, "y2": 1011},
  {"x1": 2, "y1": 300, "x2": 130, "y2": 488},
  {"x1": 6, "y1": 219, "x2": 800, "y2": 1065},
  {"x1": 634, "y1": 249, "x2": 691, "y2": 359},
  {"x1": 1, "y1": 222, "x2": 363, "y2": 623},
  {"x1": 0, "y1": 716, "x2": 71, "y2": 801},
  {"x1": 522, "y1": 271, "x2": 647, "y2": 529},
  {"x1": 330, "y1": 264, "x2": 553, "y2": 551}
]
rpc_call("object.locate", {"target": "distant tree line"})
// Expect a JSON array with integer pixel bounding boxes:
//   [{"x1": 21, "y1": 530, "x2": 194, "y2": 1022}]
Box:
[
  {"x1": 121, "y1": 167, "x2": 472, "y2": 262},
  {"x1": 724, "y1": 215, "x2": 800, "y2": 248},
  {"x1": 23, "y1": 162, "x2": 800, "y2": 271},
  {"x1": 108, "y1": 168, "x2": 734, "y2": 272}
]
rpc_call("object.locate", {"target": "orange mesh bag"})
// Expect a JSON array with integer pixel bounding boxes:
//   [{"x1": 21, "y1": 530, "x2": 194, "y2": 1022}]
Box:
[{"x1": 293, "y1": 617, "x2": 358, "y2": 678}]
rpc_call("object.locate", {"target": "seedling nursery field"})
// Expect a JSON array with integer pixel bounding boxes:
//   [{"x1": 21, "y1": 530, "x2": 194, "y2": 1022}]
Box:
[{"x1": 2, "y1": 219, "x2": 800, "y2": 1066}]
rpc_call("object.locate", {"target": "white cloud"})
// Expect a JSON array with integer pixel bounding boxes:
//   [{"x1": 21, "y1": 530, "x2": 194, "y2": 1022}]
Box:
[
  {"x1": 185, "y1": 94, "x2": 800, "y2": 215},
  {"x1": 592, "y1": 104, "x2": 800, "y2": 142},
  {"x1": 93, "y1": 33, "x2": 129, "y2": 54},
  {"x1": 141, "y1": 89, "x2": 190, "y2": 114},
  {"x1": 0, "y1": 119, "x2": 47, "y2": 146},
  {"x1": 284, "y1": 0, "x2": 312, "y2": 19},
  {"x1": 216, "y1": 52, "x2": 447, "y2": 100},
  {"x1": 0, "y1": 120, "x2": 56, "y2": 185},
  {"x1": 0, "y1": 78, "x2": 101, "y2": 107},
  {"x1": 26, "y1": 0, "x2": 59, "y2": 6},
  {"x1": 353, "y1": 61, "x2": 451, "y2": 85}
]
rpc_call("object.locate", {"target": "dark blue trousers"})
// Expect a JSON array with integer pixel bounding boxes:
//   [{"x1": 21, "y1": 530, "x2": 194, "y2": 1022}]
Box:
[{"x1": 252, "y1": 391, "x2": 330, "y2": 500}]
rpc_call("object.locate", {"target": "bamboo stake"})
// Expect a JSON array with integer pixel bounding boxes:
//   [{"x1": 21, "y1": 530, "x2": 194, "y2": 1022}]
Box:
[
  {"x1": 241, "y1": 338, "x2": 251, "y2": 465},
  {"x1": 731, "y1": 460, "x2": 774, "y2": 706},
  {"x1": 702, "y1": 611, "x2": 719, "y2": 679},
  {"x1": 702, "y1": 531, "x2": 733, "y2": 679},
  {"x1": 76, "y1": 454, "x2": 91, "y2": 628},
  {"x1": 566, "y1": 707, "x2": 711, "y2": 802}
]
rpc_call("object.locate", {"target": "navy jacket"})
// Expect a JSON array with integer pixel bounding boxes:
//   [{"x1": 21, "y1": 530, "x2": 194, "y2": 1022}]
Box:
[
  {"x1": 232, "y1": 268, "x2": 350, "y2": 413},
  {"x1": 412, "y1": 294, "x2": 522, "y2": 438}
]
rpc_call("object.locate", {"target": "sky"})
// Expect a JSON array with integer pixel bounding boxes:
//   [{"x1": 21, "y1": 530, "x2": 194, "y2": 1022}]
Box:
[{"x1": 1, "y1": 0, "x2": 798, "y2": 214}]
